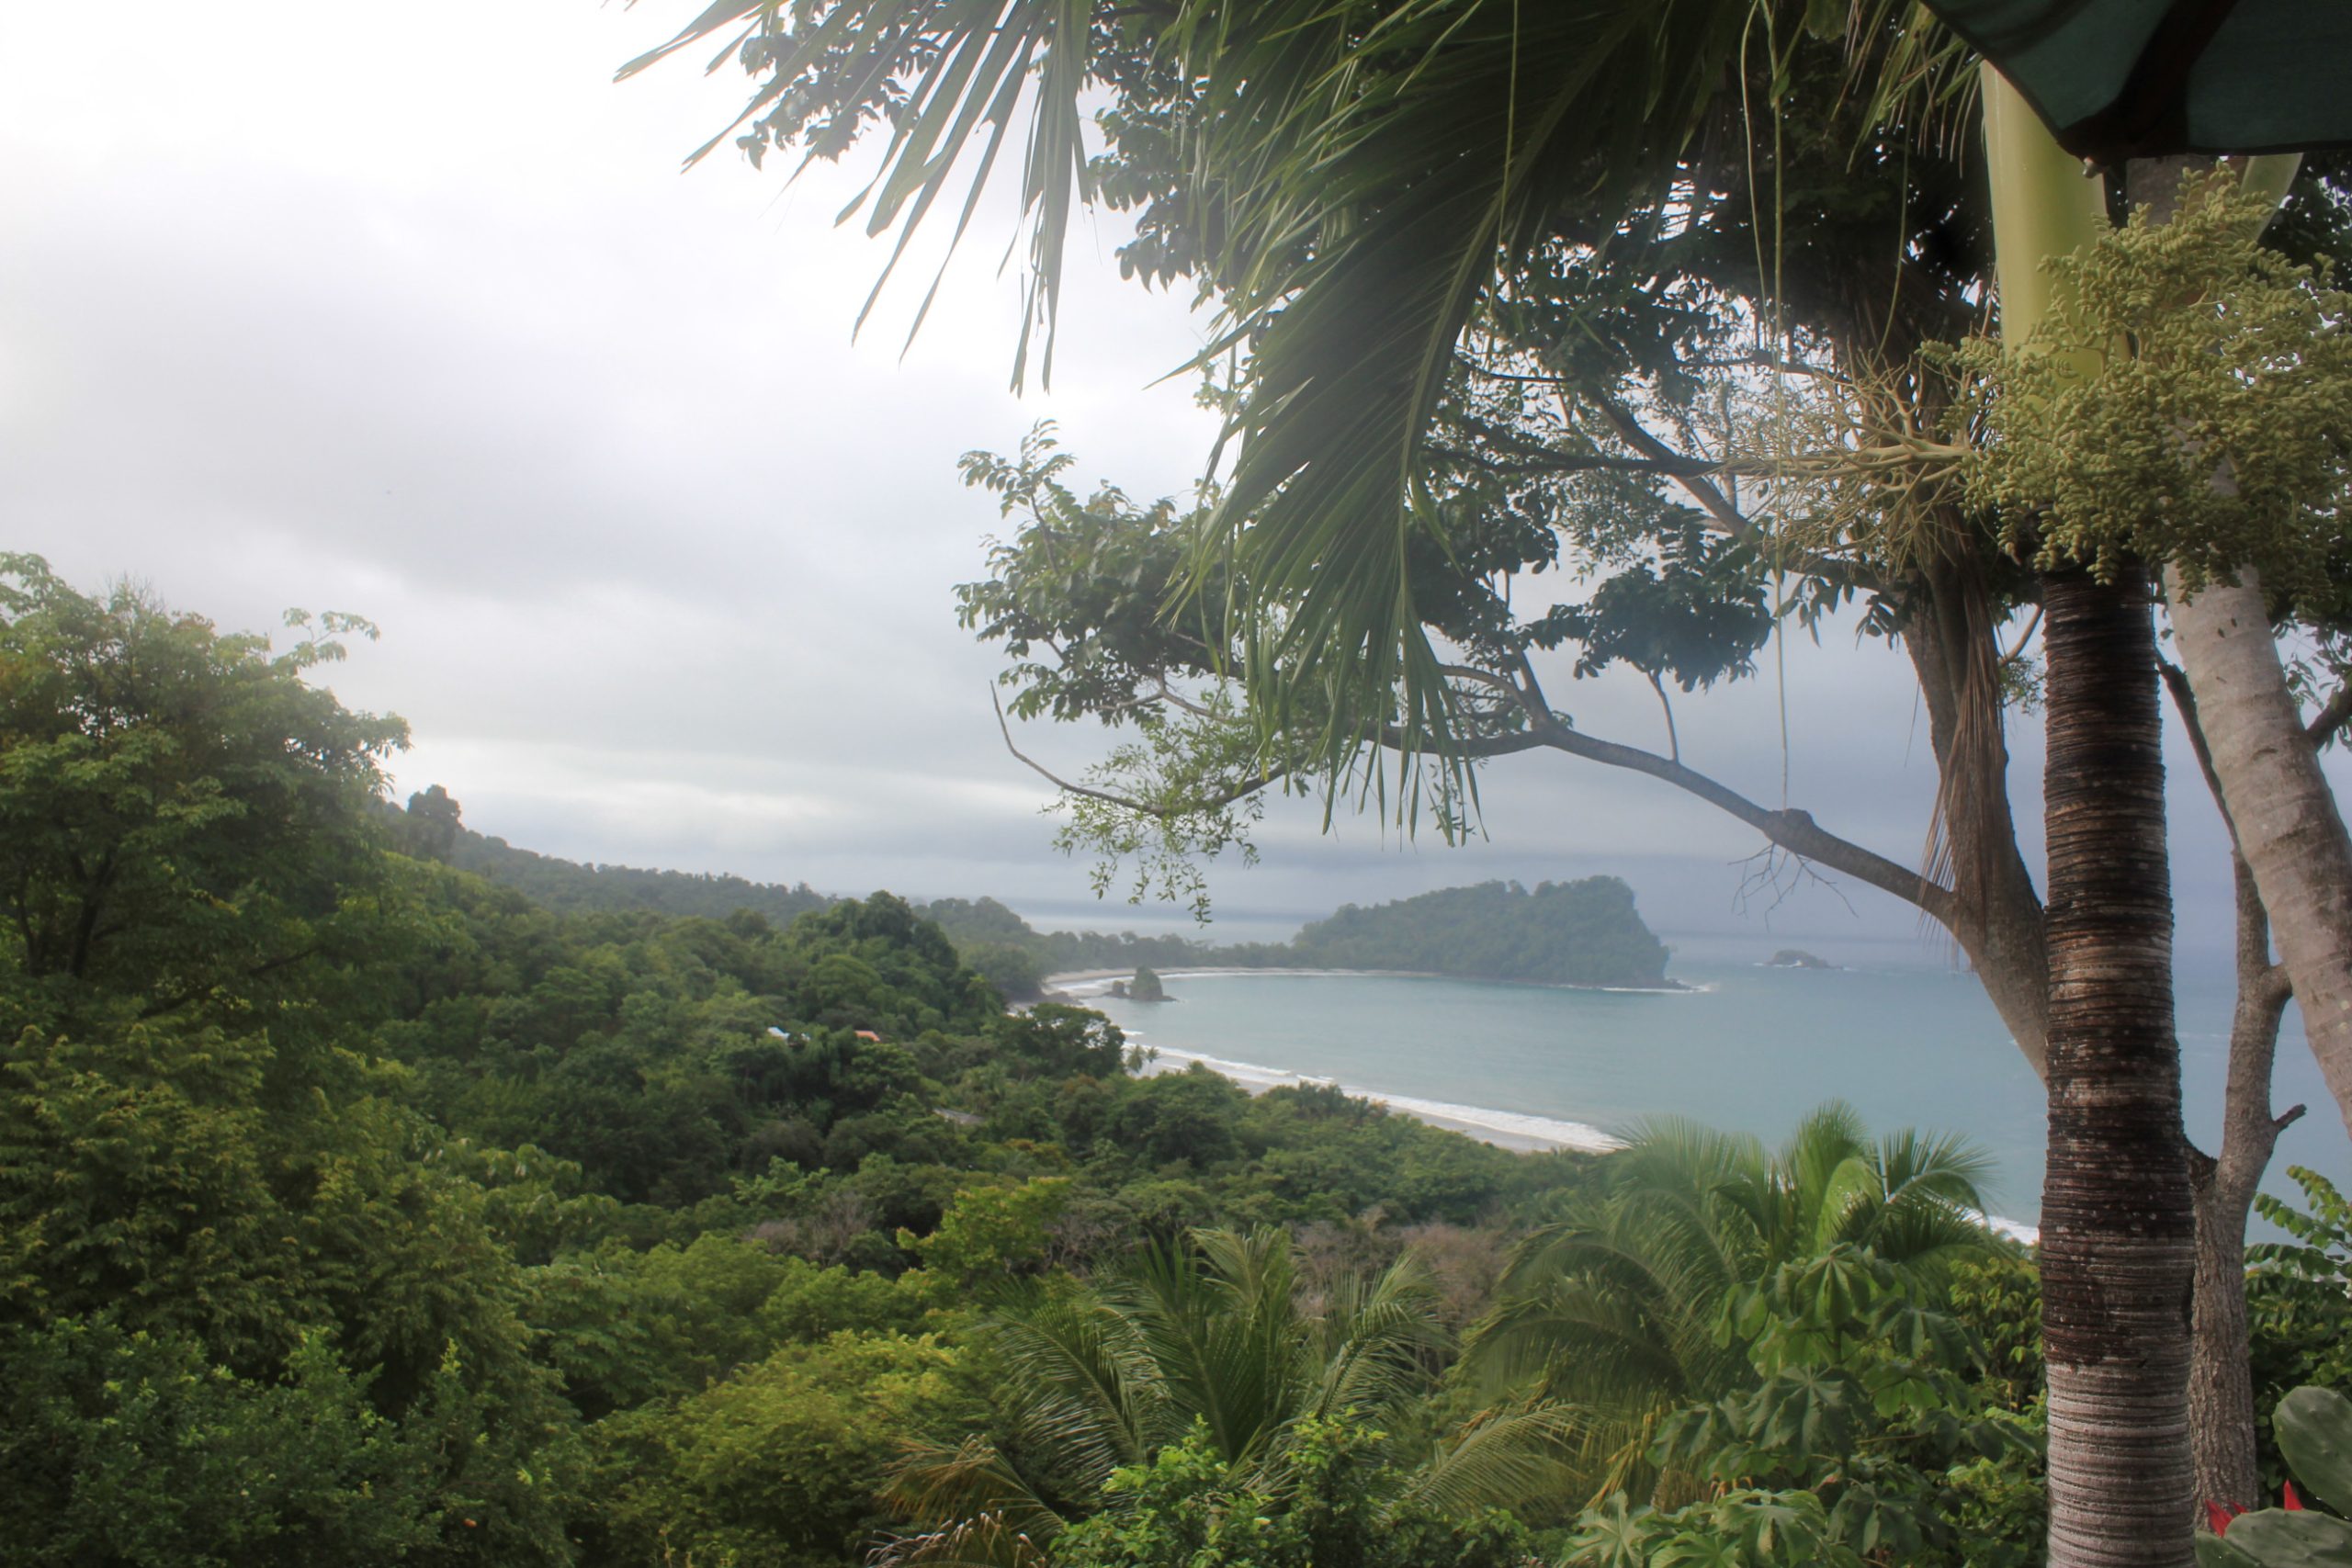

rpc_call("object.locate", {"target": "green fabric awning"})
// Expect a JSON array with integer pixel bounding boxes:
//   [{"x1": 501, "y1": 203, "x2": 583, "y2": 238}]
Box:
[{"x1": 1917, "y1": 0, "x2": 2352, "y2": 164}]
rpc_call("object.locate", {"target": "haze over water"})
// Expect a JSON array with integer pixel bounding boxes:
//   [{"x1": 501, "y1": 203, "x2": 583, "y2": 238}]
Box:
[{"x1": 1073, "y1": 934, "x2": 2346, "y2": 1228}]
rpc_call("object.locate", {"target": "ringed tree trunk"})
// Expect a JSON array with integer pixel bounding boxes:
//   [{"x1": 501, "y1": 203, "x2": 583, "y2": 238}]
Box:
[
  {"x1": 2040, "y1": 564, "x2": 2197, "y2": 1568},
  {"x1": 2165, "y1": 563, "x2": 2352, "y2": 1146}
]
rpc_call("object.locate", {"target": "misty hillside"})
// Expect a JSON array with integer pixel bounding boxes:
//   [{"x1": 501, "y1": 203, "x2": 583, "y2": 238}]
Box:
[
  {"x1": 393, "y1": 784, "x2": 832, "y2": 926},
  {"x1": 392, "y1": 789, "x2": 1670, "y2": 994}
]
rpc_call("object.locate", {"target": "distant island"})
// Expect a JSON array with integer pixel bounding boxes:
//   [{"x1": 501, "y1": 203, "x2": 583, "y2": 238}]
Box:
[
  {"x1": 1109, "y1": 965, "x2": 1170, "y2": 1002},
  {"x1": 1767, "y1": 949, "x2": 1837, "y2": 970},
  {"x1": 1288, "y1": 879, "x2": 1673, "y2": 989},
  {"x1": 392, "y1": 794, "x2": 1674, "y2": 996}
]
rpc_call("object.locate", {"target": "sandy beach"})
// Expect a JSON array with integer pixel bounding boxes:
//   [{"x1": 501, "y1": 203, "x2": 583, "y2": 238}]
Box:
[{"x1": 1043, "y1": 968, "x2": 1623, "y2": 1156}]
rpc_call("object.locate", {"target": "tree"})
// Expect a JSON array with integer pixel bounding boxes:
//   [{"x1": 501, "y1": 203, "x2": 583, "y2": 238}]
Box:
[
  {"x1": 1046, "y1": 1417, "x2": 1533, "y2": 1568},
  {"x1": 1467, "y1": 1106, "x2": 1996, "y2": 1501},
  {"x1": 0, "y1": 553, "x2": 407, "y2": 1020},
  {"x1": 630, "y1": 5, "x2": 2351, "y2": 1558},
  {"x1": 878, "y1": 1225, "x2": 1571, "y2": 1562},
  {"x1": 2127, "y1": 152, "x2": 2352, "y2": 1156},
  {"x1": 602, "y1": 1329, "x2": 976, "y2": 1568}
]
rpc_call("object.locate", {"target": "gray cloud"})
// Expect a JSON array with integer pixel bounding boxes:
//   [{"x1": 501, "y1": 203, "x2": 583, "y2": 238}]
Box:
[{"x1": 3, "y1": 0, "x2": 2335, "y2": 968}]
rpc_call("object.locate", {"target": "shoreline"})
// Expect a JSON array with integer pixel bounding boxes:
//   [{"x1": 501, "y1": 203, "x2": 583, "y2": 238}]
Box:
[
  {"x1": 1035, "y1": 967, "x2": 2044, "y2": 1244},
  {"x1": 1041, "y1": 964, "x2": 1694, "y2": 1000},
  {"x1": 1042, "y1": 967, "x2": 1625, "y2": 1156}
]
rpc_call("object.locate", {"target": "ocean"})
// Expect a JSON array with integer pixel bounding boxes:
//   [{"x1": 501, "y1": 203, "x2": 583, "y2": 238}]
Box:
[{"x1": 1060, "y1": 934, "x2": 2350, "y2": 1229}]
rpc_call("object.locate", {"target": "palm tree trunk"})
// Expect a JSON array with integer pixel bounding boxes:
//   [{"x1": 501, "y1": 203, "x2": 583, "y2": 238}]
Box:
[
  {"x1": 2165, "y1": 563, "x2": 2352, "y2": 1147},
  {"x1": 2040, "y1": 563, "x2": 2196, "y2": 1568}
]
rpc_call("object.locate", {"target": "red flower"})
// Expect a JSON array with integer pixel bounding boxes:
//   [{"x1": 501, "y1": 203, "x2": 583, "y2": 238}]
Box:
[{"x1": 2204, "y1": 1484, "x2": 2307, "y2": 1535}]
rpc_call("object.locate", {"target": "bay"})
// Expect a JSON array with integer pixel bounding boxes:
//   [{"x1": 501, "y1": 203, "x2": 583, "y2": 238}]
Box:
[{"x1": 1067, "y1": 935, "x2": 2350, "y2": 1228}]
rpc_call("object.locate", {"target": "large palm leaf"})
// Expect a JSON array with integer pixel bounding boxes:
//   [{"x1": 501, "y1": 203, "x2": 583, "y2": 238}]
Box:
[
  {"x1": 1170, "y1": 0, "x2": 1758, "y2": 774},
  {"x1": 631, "y1": 0, "x2": 1773, "y2": 773},
  {"x1": 981, "y1": 1278, "x2": 1173, "y2": 1493},
  {"x1": 1110, "y1": 1226, "x2": 1307, "y2": 1468},
  {"x1": 1464, "y1": 1105, "x2": 1995, "y2": 1498},
  {"x1": 619, "y1": 0, "x2": 1102, "y2": 386},
  {"x1": 891, "y1": 1224, "x2": 1566, "y2": 1554}
]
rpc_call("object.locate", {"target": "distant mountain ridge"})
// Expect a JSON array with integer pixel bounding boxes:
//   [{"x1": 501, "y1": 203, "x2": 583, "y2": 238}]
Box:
[
  {"x1": 390, "y1": 786, "x2": 832, "y2": 925},
  {"x1": 390, "y1": 790, "x2": 1672, "y2": 994}
]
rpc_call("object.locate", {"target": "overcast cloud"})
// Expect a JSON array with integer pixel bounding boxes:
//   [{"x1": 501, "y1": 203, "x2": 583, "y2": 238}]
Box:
[{"x1": 5, "y1": 0, "x2": 2335, "y2": 960}]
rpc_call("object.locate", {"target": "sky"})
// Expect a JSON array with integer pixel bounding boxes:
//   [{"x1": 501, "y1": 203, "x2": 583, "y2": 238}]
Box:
[{"x1": 3, "y1": 0, "x2": 2335, "y2": 961}]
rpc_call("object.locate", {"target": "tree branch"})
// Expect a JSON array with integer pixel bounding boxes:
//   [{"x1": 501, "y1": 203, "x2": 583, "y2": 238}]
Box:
[
  {"x1": 2160, "y1": 655, "x2": 2245, "y2": 860},
  {"x1": 1589, "y1": 396, "x2": 1882, "y2": 594},
  {"x1": 1425, "y1": 441, "x2": 1725, "y2": 480},
  {"x1": 991, "y1": 687, "x2": 1284, "y2": 818},
  {"x1": 1645, "y1": 670, "x2": 1681, "y2": 764},
  {"x1": 996, "y1": 651, "x2": 1946, "y2": 925},
  {"x1": 2000, "y1": 604, "x2": 2044, "y2": 668},
  {"x1": 1514, "y1": 708, "x2": 1950, "y2": 919},
  {"x1": 2305, "y1": 681, "x2": 2352, "y2": 749}
]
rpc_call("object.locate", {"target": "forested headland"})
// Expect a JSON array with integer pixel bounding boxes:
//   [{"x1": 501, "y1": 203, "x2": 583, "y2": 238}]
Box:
[{"x1": 1289, "y1": 880, "x2": 1673, "y2": 988}]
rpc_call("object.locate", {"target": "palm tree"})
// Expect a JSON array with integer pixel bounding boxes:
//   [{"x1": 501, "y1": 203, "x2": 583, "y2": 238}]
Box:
[
  {"x1": 622, "y1": 6, "x2": 2268, "y2": 1557},
  {"x1": 877, "y1": 1226, "x2": 1572, "y2": 1565},
  {"x1": 1465, "y1": 1106, "x2": 1996, "y2": 1503}
]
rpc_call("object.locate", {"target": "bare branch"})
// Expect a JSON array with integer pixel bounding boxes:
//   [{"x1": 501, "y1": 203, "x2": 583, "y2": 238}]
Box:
[
  {"x1": 2000, "y1": 604, "x2": 2045, "y2": 668},
  {"x1": 992, "y1": 687, "x2": 1289, "y2": 818},
  {"x1": 1150, "y1": 677, "x2": 1218, "y2": 720},
  {"x1": 1425, "y1": 441, "x2": 1725, "y2": 480},
  {"x1": 1590, "y1": 398, "x2": 1757, "y2": 529},
  {"x1": 1589, "y1": 396, "x2": 1882, "y2": 594},
  {"x1": 2306, "y1": 681, "x2": 2352, "y2": 749},
  {"x1": 1503, "y1": 696, "x2": 1952, "y2": 919},
  {"x1": 1736, "y1": 842, "x2": 1860, "y2": 919},
  {"x1": 1645, "y1": 670, "x2": 1681, "y2": 764},
  {"x1": 2159, "y1": 655, "x2": 2245, "y2": 859},
  {"x1": 1435, "y1": 662, "x2": 1519, "y2": 693}
]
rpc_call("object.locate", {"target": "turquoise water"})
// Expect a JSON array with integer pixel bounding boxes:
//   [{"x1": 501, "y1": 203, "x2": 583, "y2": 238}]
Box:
[{"x1": 1072, "y1": 940, "x2": 2349, "y2": 1228}]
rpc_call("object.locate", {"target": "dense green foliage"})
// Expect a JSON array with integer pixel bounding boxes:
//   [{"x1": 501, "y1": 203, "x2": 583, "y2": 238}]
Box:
[
  {"x1": 1293, "y1": 879, "x2": 1672, "y2": 988},
  {"x1": 11, "y1": 558, "x2": 2350, "y2": 1565},
  {"x1": 0, "y1": 561, "x2": 1590, "y2": 1567}
]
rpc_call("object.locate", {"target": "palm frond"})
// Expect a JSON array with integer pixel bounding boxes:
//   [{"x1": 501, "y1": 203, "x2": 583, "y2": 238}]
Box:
[
  {"x1": 1174, "y1": 0, "x2": 1758, "y2": 785},
  {"x1": 983, "y1": 1281, "x2": 1170, "y2": 1493},
  {"x1": 885, "y1": 1438, "x2": 1069, "y2": 1546},
  {"x1": 1393, "y1": 1401, "x2": 1586, "y2": 1518},
  {"x1": 1308, "y1": 1251, "x2": 1448, "y2": 1420},
  {"x1": 873, "y1": 1507, "x2": 1057, "y2": 1568},
  {"x1": 1110, "y1": 1228, "x2": 1307, "y2": 1466},
  {"x1": 1839, "y1": 0, "x2": 1979, "y2": 161},
  {"x1": 622, "y1": 0, "x2": 1100, "y2": 386}
]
